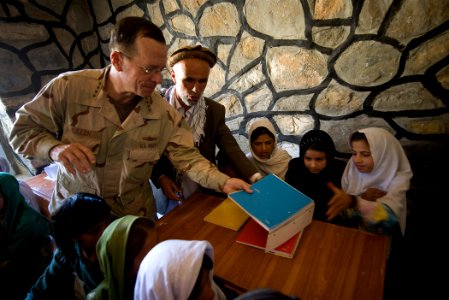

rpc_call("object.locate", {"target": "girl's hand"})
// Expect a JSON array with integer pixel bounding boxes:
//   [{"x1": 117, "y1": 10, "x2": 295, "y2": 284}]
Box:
[{"x1": 326, "y1": 182, "x2": 355, "y2": 221}]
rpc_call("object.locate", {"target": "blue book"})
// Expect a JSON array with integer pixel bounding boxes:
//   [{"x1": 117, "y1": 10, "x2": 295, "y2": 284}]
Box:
[{"x1": 229, "y1": 173, "x2": 314, "y2": 251}]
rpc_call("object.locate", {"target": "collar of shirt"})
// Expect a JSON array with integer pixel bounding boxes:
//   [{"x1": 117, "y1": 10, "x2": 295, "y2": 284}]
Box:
[{"x1": 169, "y1": 91, "x2": 195, "y2": 120}]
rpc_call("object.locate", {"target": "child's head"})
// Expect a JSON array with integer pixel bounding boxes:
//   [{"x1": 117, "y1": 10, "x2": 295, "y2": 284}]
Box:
[
  {"x1": 187, "y1": 253, "x2": 215, "y2": 300},
  {"x1": 250, "y1": 126, "x2": 275, "y2": 159},
  {"x1": 350, "y1": 131, "x2": 374, "y2": 173},
  {"x1": 92, "y1": 215, "x2": 158, "y2": 300},
  {"x1": 124, "y1": 218, "x2": 158, "y2": 298},
  {"x1": 249, "y1": 118, "x2": 278, "y2": 160},
  {"x1": 51, "y1": 192, "x2": 112, "y2": 263},
  {"x1": 134, "y1": 239, "x2": 223, "y2": 300},
  {"x1": 300, "y1": 130, "x2": 336, "y2": 174}
]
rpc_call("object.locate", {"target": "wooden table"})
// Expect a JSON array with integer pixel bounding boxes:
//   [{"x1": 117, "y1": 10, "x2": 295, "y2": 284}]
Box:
[
  {"x1": 23, "y1": 174, "x2": 389, "y2": 299},
  {"x1": 157, "y1": 193, "x2": 389, "y2": 300},
  {"x1": 24, "y1": 172, "x2": 55, "y2": 218}
]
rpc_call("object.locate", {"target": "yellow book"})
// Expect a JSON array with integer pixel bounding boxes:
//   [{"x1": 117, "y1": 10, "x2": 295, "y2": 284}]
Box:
[{"x1": 204, "y1": 198, "x2": 249, "y2": 231}]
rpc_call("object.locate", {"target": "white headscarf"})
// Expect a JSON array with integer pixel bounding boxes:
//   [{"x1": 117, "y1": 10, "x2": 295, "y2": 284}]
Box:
[
  {"x1": 342, "y1": 127, "x2": 413, "y2": 235},
  {"x1": 134, "y1": 239, "x2": 226, "y2": 300},
  {"x1": 247, "y1": 118, "x2": 292, "y2": 179}
]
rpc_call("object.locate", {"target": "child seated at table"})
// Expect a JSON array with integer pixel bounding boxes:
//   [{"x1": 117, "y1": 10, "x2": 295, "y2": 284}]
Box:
[
  {"x1": 246, "y1": 118, "x2": 292, "y2": 180},
  {"x1": 134, "y1": 239, "x2": 226, "y2": 300},
  {"x1": 0, "y1": 172, "x2": 53, "y2": 300},
  {"x1": 27, "y1": 192, "x2": 114, "y2": 300},
  {"x1": 326, "y1": 127, "x2": 412, "y2": 235},
  {"x1": 285, "y1": 129, "x2": 347, "y2": 223},
  {"x1": 86, "y1": 215, "x2": 158, "y2": 300}
]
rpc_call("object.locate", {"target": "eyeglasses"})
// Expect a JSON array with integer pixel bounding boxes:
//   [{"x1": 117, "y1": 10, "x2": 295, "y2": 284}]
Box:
[
  {"x1": 139, "y1": 65, "x2": 166, "y2": 76},
  {"x1": 117, "y1": 51, "x2": 166, "y2": 76}
]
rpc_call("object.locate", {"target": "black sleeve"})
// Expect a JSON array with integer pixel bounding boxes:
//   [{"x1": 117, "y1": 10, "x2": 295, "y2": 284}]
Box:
[
  {"x1": 150, "y1": 154, "x2": 177, "y2": 188},
  {"x1": 213, "y1": 104, "x2": 258, "y2": 181},
  {"x1": 285, "y1": 158, "x2": 301, "y2": 186},
  {"x1": 330, "y1": 158, "x2": 348, "y2": 188}
]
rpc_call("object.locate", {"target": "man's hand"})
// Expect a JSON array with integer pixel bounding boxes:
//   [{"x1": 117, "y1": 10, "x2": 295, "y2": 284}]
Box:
[
  {"x1": 326, "y1": 182, "x2": 355, "y2": 221},
  {"x1": 158, "y1": 175, "x2": 183, "y2": 201},
  {"x1": 223, "y1": 178, "x2": 253, "y2": 194},
  {"x1": 49, "y1": 143, "x2": 96, "y2": 175},
  {"x1": 360, "y1": 188, "x2": 386, "y2": 201}
]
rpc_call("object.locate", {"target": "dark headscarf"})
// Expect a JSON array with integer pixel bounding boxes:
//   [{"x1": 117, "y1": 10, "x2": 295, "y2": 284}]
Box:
[
  {"x1": 286, "y1": 131, "x2": 346, "y2": 222},
  {"x1": 0, "y1": 172, "x2": 50, "y2": 260},
  {"x1": 51, "y1": 192, "x2": 111, "y2": 261},
  {"x1": 299, "y1": 129, "x2": 336, "y2": 158}
]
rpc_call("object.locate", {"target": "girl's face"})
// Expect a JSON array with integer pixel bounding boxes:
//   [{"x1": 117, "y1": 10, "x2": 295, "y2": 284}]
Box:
[
  {"x1": 351, "y1": 139, "x2": 374, "y2": 173},
  {"x1": 128, "y1": 229, "x2": 158, "y2": 283},
  {"x1": 77, "y1": 219, "x2": 110, "y2": 264},
  {"x1": 251, "y1": 133, "x2": 275, "y2": 159},
  {"x1": 303, "y1": 149, "x2": 327, "y2": 174},
  {"x1": 193, "y1": 268, "x2": 215, "y2": 300}
]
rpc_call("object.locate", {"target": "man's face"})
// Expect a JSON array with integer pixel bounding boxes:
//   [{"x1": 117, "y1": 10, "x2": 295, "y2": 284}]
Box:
[
  {"x1": 171, "y1": 58, "x2": 210, "y2": 107},
  {"x1": 118, "y1": 36, "x2": 168, "y2": 98}
]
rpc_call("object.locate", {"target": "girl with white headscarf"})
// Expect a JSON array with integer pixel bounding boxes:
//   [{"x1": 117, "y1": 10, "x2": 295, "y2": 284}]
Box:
[
  {"x1": 134, "y1": 239, "x2": 226, "y2": 300},
  {"x1": 327, "y1": 127, "x2": 412, "y2": 235},
  {"x1": 246, "y1": 118, "x2": 292, "y2": 180}
]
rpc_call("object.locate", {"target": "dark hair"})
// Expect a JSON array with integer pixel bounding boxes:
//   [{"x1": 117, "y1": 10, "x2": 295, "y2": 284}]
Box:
[
  {"x1": 350, "y1": 131, "x2": 368, "y2": 143},
  {"x1": 234, "y1": 288, "x2": 300, "y2": 300},
  {"x1": 51, "y1": 192, "x2": 111, "y2": 260},
  {"x1": 251, "y1": 127, "x2": 275, "y2": 143},
  {"x1": 299, "y1": 129, "x2": 336, "y2": 159},
  {"x1": 109, "y1": 16, "x2": 165, "y2": 57}
]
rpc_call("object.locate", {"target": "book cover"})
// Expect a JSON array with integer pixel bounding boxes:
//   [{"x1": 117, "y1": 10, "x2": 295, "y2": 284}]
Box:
[
  {"x1": 229, "y1": 173, "x2": 314, "y2": 231},
  {"x1": 236, "y1": 218, "x2": 302, "y2": 258},
  {"x1": 203, "y1": 198, "x2": 250, "y2": 231}
]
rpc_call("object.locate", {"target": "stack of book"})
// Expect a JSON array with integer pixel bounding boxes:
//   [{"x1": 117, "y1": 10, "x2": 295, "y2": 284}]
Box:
[{"x1": 204, "y1": 173, "x2": 314, "y2": 258}]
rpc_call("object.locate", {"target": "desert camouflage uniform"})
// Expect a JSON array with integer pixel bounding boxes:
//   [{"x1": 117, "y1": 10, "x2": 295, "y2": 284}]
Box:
[{"x1": 9, "y1": 66, "x2": 229, "y2": 218}]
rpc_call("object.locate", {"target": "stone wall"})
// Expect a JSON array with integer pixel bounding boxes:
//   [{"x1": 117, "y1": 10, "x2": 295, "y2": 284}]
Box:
[{"x1": 0, "y1": 0, "x2": 448, "y2": 191}]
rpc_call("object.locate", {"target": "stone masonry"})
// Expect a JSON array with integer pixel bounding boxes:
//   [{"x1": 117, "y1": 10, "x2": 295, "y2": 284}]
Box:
[
  {"x1": 0, "y1": 0, "x2": 448, "y2": 192},
  {"x1": 0, "y1": 1, "x2": 448, "y2": 298}
]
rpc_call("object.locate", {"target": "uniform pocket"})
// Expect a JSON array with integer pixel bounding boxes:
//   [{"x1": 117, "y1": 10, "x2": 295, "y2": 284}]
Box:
[
  {"x1": 128, "y1": 148, "x2": 160, "y2": 163},
  {"x1": 123, "y1": 148, "x2": 160, "y2": 184},
  {"x1": 63, "y1": 127, "x2": 102, "y2": 155}
]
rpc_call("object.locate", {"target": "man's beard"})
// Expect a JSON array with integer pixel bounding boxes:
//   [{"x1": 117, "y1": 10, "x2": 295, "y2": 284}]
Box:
[{"x1": 179, "y1": 92, "x2": 199, "y2": 107}]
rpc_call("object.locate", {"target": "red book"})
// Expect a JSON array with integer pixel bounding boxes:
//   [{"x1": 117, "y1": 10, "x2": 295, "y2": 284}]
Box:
[
  {"x1": 236, "y1": 218, "x2": 303, "y2": 258},
  {"x1": 230, "y1": 174, "x2": 313, "y2": 257}
]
